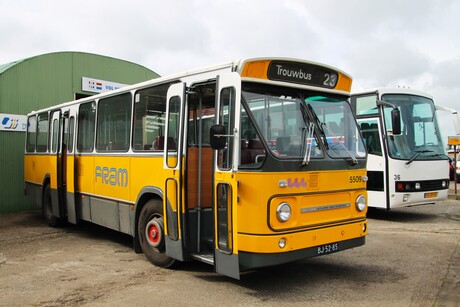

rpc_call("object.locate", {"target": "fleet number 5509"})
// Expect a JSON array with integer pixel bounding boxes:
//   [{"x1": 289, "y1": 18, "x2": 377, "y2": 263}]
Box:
[{"x1": 349, "y1": 176, "x2": 363, "y2": 183}]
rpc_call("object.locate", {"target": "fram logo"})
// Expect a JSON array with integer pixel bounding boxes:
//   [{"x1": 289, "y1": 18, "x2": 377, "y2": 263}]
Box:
[{"x1": 95, "y1": 166, "x2": 128, "y2": 187}]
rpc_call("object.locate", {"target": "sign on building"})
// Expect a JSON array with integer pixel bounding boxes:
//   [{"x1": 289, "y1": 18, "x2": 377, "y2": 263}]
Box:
[
  {"x1": 0, "y1": 113, "x2": 27, "y2": 132},
  {"x1": 82, "y1": 77, "x2": 128, "y2": 94}
]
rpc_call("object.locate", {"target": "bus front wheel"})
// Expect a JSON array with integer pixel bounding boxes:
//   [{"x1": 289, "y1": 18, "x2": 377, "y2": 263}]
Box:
[{"x1": 138, "y1": 199, "x2": 176, "y2": 268}]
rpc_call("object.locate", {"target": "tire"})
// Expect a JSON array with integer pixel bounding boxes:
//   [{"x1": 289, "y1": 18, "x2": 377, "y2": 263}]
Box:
[
  {"x1": 138, "y1": 199, "x2": 176, "y2": 268},
  {"x1": 42, "y1": 184, "x2": 61, "y2": 227}
]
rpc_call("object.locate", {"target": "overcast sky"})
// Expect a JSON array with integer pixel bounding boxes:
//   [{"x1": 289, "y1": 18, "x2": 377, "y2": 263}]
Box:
[{"x1": 1, "y1": 0, "x2": 459, "y2": 142}]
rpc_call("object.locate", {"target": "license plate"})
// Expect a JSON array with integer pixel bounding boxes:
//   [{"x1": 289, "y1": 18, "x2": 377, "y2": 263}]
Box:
[
  {"x1": 424, "y1": 192, "x2": 438, "y2": 198},
  {"x1": 316, "y1": 242, "x2": 339, "y2": 255}
]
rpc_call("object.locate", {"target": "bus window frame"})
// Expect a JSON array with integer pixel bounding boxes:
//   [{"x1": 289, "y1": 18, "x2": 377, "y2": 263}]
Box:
[
  {"x1": 96, "y1": 92, "x2": 132, "y2": 153},
  {"x1": 26, "y1": 115, "x2": 37, "y2": 153},
  {"x1": 36, "y1": 112, "x2": 49, "y2": 153},
  {"x1": 77, "y1": 101, "x2": 96, "y2": 153}
]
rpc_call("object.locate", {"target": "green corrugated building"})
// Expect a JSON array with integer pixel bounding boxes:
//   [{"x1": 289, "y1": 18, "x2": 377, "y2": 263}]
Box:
[{"x1": 0, "y1": 51, "x2": 159, "y2": 214}]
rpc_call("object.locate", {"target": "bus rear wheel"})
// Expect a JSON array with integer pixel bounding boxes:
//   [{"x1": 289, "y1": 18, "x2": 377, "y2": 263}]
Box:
[
  {"x1": 42, "y1": 184, "x2": 61, "y2": 227},
  {"x1": 138, "y1": 199, "x2": 176, "y2": 268}
]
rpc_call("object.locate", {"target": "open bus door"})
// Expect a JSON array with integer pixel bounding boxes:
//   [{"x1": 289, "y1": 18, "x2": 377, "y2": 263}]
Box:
[
  {"x1": 357, "y1": 118, "x2": 387, "y2": 209},
  {"x1": 49, "y1": 110, "x2": 65, "y2": 219},
  {"x1": 212, "y1": 73, "x2": 241, "y2": 279},
  {"x1": 64, "y1": 109, "x2": 77, "y2": 224},
  {"x1": 163, "y1": 82, "x2": 186, "y2": 261}
]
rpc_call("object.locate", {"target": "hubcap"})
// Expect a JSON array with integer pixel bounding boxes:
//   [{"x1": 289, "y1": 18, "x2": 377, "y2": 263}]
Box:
[{"x1": 145, "y1": 218, "x2": 163, "y2": 248}]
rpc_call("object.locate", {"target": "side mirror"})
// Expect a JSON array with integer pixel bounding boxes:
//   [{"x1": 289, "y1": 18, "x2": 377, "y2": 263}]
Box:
[
  {"x1": 210, "y1": 124, "x2": 227, "y2": 150},
  {"x1": 392, "y1": 108, "x2": 401, "y2": 135},
  {"x1": 377, "y1": 100, "x2": 401, "y2": 135}
]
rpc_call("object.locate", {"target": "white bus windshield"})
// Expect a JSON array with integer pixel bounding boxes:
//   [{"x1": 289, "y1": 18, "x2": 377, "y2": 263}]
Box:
[{"x1": 382, "y1": 94, "x2": 446, "y2": 161}]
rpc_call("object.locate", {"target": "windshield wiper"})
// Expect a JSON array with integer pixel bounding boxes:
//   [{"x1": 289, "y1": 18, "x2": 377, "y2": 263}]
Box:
[
  {"x1": 426, "y1": 153, "x2": 450, "y2": 159},
  {"x1": 301, "y1": 123, "x2": 315, "y2": 166},
  {"x1": 307, "y1": 104, "x2": 329, "y2": 149},
  {"x1": 405, "y1": 150, "x2": 433, "y2": 165}
]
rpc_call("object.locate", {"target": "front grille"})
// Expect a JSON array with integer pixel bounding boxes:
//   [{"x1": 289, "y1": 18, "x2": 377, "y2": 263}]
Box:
[{"x1": 395, "y1": 179, "x2": 449, "y2": 192}]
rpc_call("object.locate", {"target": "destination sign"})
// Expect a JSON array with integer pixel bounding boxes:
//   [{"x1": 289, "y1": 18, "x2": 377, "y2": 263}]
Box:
[{"x1": 267, "y1": 61, "x2": 338, "y2": 89}]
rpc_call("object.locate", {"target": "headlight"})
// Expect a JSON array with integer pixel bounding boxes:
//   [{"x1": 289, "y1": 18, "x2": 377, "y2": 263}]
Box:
[
  {"x1": 276, "y1": 202, "x2": 291, "y2": 222},
  {"x1": 355, "y1": 195, "x2": 367, "y2": 212}
]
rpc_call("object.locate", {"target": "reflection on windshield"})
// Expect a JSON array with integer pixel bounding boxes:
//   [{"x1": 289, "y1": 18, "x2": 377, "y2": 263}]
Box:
[
  {"x1": 382, "y1": 94, "x2": 445, "y2": 161},
  {"x1": 241, "y1": 90, "x2": 319, "y2": 159},
  {"x1": 307, "y1": 96, "x2": 366, "y2": 161},
  {"x1": 241, "y1": 84, "x2": 365, "y2": 162}
]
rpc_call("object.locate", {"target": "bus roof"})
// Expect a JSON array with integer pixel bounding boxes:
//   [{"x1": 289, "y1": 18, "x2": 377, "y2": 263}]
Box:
[{"x1": 27, "y1": 57, "x2": 352, "y2": 116}]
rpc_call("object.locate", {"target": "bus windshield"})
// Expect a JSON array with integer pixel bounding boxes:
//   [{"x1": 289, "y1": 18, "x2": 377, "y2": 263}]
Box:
[
  {"x1": 307, "y1": 96, "x2": 366, "y2": 161},
  {"x1": 382, "y1": 94, "x2": 446, "y2": 161},
  {"x1": 241, "y1": 83, "x2": 365, "y2": 161}
]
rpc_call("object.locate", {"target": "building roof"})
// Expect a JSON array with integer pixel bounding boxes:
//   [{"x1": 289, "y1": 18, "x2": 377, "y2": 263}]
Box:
[
  {"x1": 0, "y1": 59, "x2": 24, "y2": 74},
  {"x1": 0, "y1": 51, "x2": 156, "y2": 76}
]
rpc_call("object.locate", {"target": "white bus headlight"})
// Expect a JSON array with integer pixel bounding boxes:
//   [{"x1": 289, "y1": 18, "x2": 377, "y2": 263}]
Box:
[
  {"x1": 355, "y1": 195, "x2": 367, "y2": 212},
  {"x1": 276, "y1": 202, "x2": 291, "y2": 222}
]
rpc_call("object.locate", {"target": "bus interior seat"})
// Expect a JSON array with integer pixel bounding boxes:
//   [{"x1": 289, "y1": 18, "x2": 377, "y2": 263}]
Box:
[
  {"x1": 248, "y1": 139, "x2": 265, "y2": 163},
  {"x1": 240, "y1": 139, "x2": 265, "y2": 164},
  {"x1": 276, "y1": 136, "x2": 290, "y2": 153},
  {"x1": 240, "y1": 140, "x2": 251, "y2": 164},
  {"x1": 153, "y1": 136, "x2": 177, "y2": 150}
]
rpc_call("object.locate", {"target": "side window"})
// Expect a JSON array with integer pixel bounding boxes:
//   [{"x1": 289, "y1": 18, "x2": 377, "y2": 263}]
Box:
[
  {"x1": 356, "y1": 95, "x2": 379, "y2": 116},
  {"x1": 36, "y1": 112, "x2": 49, "y2": 152},
  {"x1": 360, "y1": 120, "x2": 382, "y2": 156},
  {"x1": 26, "y1": 116, "x2": 37, "y2": 152},
  {"x1": 51, "y1": 116, "x2": 59, "y2": 153},
  {"x1": 68, "y1": 117, "x2": 75, "y2": 153},
  {"x1": 187, "y1": 83, "x2": 217, "y2": 146},
  {"x1": 217, "y1": 87, "x2": 236, "y2": 170},
  {"x1": 239, "y1": 105, "x2": 265, "y2": 167},
  {"x1": 77, "y1": 101, "x2": 96, "y2": 152},
  {"x1": 165, "y1": 96, "x2": 181, "y2": 167},
  {"x1": 97, "y1": 93, "x2": 132, "y2": 152},
  {"x1": 133, "y1": 83, "x2": 172, "y2": 151}
]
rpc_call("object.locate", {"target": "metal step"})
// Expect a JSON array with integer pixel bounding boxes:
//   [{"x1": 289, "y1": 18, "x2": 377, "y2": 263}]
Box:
[{"x1": 191, "y1": 252, "x2": 214, "y2": 265}]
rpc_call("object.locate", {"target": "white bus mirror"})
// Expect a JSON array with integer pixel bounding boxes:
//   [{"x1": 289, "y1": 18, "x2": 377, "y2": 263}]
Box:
[{"x1": 435, "y1": 105, "x2": 460, "y2": 135}]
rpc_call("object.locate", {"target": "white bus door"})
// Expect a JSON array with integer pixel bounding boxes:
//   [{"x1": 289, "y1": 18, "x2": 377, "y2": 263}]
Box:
[
  {"x1": 358, "y1": 119, "x2": 387, "y2": 208},
  {"x1": 49, "y1": 110, "x2": 65, "y2": 218},
  {"x1": 64, "y1": 109, "x2": 77, "y2": 224},
  {"x1": 163, "y1": 82, "x2": 186, "y2": 261},
  {"x1": 213, "y1": 73, "x2": 241, "y2": 279}
]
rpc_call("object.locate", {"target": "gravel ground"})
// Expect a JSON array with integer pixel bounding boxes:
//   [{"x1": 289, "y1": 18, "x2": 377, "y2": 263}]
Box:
[{"x1": 0, "y1": 199, "x2": 459, "y2": 306}]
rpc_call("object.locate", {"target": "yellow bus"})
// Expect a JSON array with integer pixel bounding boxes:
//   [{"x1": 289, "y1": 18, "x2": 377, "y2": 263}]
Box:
[{"x1": 24, "y1": 57, "x2": 368, "y2": 279}]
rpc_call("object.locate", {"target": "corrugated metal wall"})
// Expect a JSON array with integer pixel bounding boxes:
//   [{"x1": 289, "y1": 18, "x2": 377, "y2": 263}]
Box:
[
  {"x1": 0, "y1": 132, "x2": 36, "y2": 213},
  {"x1": 0, "y1": 52, "x2": 159, "y2": 214}
]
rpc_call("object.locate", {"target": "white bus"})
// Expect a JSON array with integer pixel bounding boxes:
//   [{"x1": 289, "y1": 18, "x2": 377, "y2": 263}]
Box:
[{"x1": 351, "y1": 88, "x2": 450, "y2": 209}]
